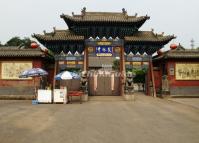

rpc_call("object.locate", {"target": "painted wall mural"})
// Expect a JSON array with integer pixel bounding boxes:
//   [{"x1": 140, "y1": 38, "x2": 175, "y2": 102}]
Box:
[
  {"x1": 1, "y1": 62, "x2": 32, "y2": 79},
  {"x1": 175, "y1": 63, "x2": 199, "y2": 80}
]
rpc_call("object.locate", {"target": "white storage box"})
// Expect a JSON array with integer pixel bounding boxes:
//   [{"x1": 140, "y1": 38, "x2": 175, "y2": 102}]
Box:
[
  {"x1": 37, "y1": 90, "x2": 52, "y2": 103},
  {"x1": 54, "y1": 88, "x2": 67, "y2": 103}
]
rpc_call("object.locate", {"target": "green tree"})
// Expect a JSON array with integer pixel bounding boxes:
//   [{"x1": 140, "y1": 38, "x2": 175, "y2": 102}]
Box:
[
  {"x1": 0, "y1": 41, "x2": 3, "y2": 46},
  {"x1": 5, "y1": 37, "x2": 31, "y2": 48},
  {"x1": 132, "y1": 68, "x2": 147, "y2": 83},
  {"x1": 19, "y1": 37, "x2": 31, "y2": 48},
  {"x1": 112, "y1": 59, "x2": 120, "y2": 70},
  {"x1": 5, "y1": 36, "x2": 23, "y2": 46}
]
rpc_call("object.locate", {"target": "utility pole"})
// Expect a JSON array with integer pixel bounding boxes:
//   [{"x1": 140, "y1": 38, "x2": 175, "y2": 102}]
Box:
[{"x1": 191, "y1": 39, "x2": 195, "y2": 49}]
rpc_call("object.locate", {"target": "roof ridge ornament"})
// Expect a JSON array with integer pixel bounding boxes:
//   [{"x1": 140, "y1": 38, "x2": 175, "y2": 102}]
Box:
[
  {"x1": 108, "y1": 37, "x2": 113, "y2": 40},
  {"x1": 81, "y1": 7, "x2": 86, "y2": 16},
  {"x1": 52, "y1": 27, "x2": 56, "y2": 36},
  {"x1": 74, "y1": 51, "x2": 80, "y2": 56},
  {"x1": 89, "y1": 37, "x2": 94, "y2": 41},
  {"x1": 145, "y1": 15, "x2": 150, "y2": 20},
  {"x1": 114, "y1": 37, "x2": 120, "y2": 41},
  {"x1": 122, "y1": 8, "x2": 127, "y2": 15},
  {"x1": 43, "y1": 30, "x2": 46, "y2": 35},
  {"x1": 60, "y1": 51, "x2": 66, "y2": 56},
  {"x1": 67, "y1": 51, "x2": 73, "y2": 56},
  {"x1": 53, "y1": 27, "x2": 56, "y2": 32},
  {"x1": 60, "y1": 13, "x2": 64, "y2": 18},
  {"x1": 102, "y1": 36, "x2": 107, "y2": 41},
  {"x1": 135, "y1": 13, "x2": 138, "y2": 17}
]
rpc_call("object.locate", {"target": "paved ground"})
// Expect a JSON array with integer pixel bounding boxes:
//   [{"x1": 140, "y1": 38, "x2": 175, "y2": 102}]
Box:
[
  {"x1": 168, "y1": 98, "x2": 199, "y2": 109},
  {"x1": 0, "y1": 95, "x2": 199, "y2": 143}
]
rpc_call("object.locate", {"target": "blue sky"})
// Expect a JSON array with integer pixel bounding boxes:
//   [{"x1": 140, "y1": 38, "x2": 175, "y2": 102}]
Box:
[{"x1": 0, "y1": 0, "x2": 198, "y2": 49}]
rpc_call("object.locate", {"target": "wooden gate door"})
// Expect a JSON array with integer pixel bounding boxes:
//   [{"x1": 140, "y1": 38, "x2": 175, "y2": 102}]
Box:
[{"x1": 88, "y1": 70, "x2": 120, "y2": 96}]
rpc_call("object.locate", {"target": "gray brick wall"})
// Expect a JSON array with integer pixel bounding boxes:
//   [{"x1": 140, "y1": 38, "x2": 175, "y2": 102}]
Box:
[
  {"x1": 170, "y1": 86, "x2": 199, "y2": 96},
  {"x1": 0, "y1": 86, "x2": 34, "y2": 96}
]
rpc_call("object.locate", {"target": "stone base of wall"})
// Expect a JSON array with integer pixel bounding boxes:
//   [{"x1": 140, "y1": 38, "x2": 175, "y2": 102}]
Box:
[
  {"x1": 0, "y1": 86, "x2": 35, "y2": 95},
  {"x1": 0, "y1": 86, "x2": 35, "y2": 100},
  {"x1": 170, "y1": 86, "x2": 199, "y2": 97},
  {"x1": 0, "y1": 95, "x2": 34, "y2": 100}
]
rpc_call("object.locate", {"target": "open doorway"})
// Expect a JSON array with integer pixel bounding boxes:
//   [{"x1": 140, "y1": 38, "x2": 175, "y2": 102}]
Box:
[{"x1": 126, "y1": 68, "x2": 147, "y2": 93}]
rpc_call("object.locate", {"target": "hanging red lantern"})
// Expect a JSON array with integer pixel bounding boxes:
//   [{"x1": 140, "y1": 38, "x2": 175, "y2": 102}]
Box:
[
  {"x1": 31, "y1": 42, "x2": 39, "y2": 49},
  {"x1": 170, "y1": 44, "x2": 177, "y2": 50},
  {"x1": 157, "y1": 50, "x2": 163, "y2": 55}
]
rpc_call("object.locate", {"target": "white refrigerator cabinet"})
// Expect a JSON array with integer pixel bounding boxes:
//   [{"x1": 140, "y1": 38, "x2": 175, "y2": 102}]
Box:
[
  {"x1": 37, "y1": 90, "x2": 52, "y2": 103},
  {"x1": 54, "y1": 89, "x2": 67, "y2": 103}
]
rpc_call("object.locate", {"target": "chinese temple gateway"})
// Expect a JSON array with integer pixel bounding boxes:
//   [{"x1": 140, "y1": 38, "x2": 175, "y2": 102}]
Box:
[{"x1": 33, "y1": 8, "x2": 175, "y2": 98}]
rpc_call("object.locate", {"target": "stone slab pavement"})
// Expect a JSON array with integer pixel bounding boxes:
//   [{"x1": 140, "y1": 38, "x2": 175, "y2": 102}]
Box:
[
  {"x1": 0, "y1": 95, "x2": 199, "y2": 143},
  {"x1": 168, "y1": 98, "x2": 199, "y2": 109}
]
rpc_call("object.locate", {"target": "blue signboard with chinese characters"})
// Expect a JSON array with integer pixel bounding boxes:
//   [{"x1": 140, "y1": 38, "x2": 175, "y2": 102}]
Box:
[{"x1": 96, "y1": 46, "x2": 113, "y2": 56}]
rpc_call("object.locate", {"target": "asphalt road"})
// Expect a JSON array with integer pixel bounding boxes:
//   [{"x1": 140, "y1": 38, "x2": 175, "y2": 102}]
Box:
[{"x1": 0, "y1": 95, "x2": 199, "y2": 143}]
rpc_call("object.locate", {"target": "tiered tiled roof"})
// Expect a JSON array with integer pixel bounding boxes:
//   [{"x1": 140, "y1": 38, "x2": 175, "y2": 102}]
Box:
[
  {"x1": 153, "y1": 45, "x2": 199, "y2": 60},
  {"x1": 33, "y1": 8, "x2": 175, "y2": 53},
  {"x1": 34, "y1": 29, "x2": 174, "y2": 44},
  {"x1": 0, "y1": 47, "x2": 44, "y2": 57},
  {"x1": 61, "y1": 8, "x2": 149, "y2": 23},
  {"x1": 125, "y1": 31, "x2": 175, "y2": 44},
  {"x1": 33, "y1": 30, "x2": 84, "y2": 41}
]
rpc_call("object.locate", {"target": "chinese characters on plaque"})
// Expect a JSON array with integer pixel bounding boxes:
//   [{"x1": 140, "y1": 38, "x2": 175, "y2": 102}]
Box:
[
  {"x1": 96, "y1": 46, "x2": 113, "y2": 56},
  {"x1": 175, "y1": 63, "x2": 199, "y2": 80}
]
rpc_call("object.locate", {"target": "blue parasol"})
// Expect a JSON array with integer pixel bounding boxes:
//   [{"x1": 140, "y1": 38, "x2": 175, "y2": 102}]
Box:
[
  {"x1": 55, "y1": 71, "x2": 80, "y2": 80},
  {"x1": 19, "y1": 68, "x2": 48, "y2": 78},
  {"x1": 19, "y1": 68, "x2": 48, "y2": 99}
]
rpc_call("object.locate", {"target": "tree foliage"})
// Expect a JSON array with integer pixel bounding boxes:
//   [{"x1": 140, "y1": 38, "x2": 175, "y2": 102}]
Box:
[
  {"x1": 5, "y1": 36, "x2": 22, "y2": 46},
  {"x1": 112, "y1": 59, "x2": 120, "y2": 70},
  {"x1": 132, "y1": 68, "x2": 147, "y2": 83},
  {"x1": 5, "y1": 36, "x2": 31, "y2": 48}
]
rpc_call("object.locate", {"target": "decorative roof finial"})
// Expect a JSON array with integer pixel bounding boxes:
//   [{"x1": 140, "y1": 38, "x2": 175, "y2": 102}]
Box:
[
  {"x1": 172, "y1": 34, "x2": 176, "y2": 38},
  {"x1": 43, "y1": 30, "x2": 46, "y2": 35},
  {"x1": 72, "y1": 12, "x2": 74, "y2": 16},
  {"x1": 135, "y1": 13, "x2": 138, "y2": 17},
  {"x1": 81, "y1": 7, "x2": 86, "y2": 16},
  {"x1": 146, "y1": 15, "x2": 150, "y2": 19},
  {"x1": 151, "y1": 28, "x2": 154, "y2": 32},
  {"x1": 122, "y1": 8, "x2": 127, "y2": 15},
  {"x1": 53, "y1": 27, "x2": 56, "y2": 32}
]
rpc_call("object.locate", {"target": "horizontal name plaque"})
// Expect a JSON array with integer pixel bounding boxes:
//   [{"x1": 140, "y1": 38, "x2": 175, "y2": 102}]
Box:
[{"x1": 96, "y1": 46, "x2": 113, "y2": 57}]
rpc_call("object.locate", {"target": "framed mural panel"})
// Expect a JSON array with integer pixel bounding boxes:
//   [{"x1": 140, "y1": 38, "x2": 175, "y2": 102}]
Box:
[
  {"x1": 175, "y1": 63, "x2": 199, "y2": 80},
  {"x1": 1, "y1": 61, "x2": 32, "y2": 80}
]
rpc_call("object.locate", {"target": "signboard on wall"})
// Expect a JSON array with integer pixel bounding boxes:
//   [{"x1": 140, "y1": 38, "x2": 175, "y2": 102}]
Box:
[
  {"x1": 169, "y1": 64, "x2": 175, "y2": 76},
  {"x1": 1, "y1": 62, "x2": 32, "y2": 79},
  {"x1": 96, "y1": 46, "x2": 113, "y2": 56},
  {"x1": 176, "y1": 63, "x2": 199, "y2": 80}
]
